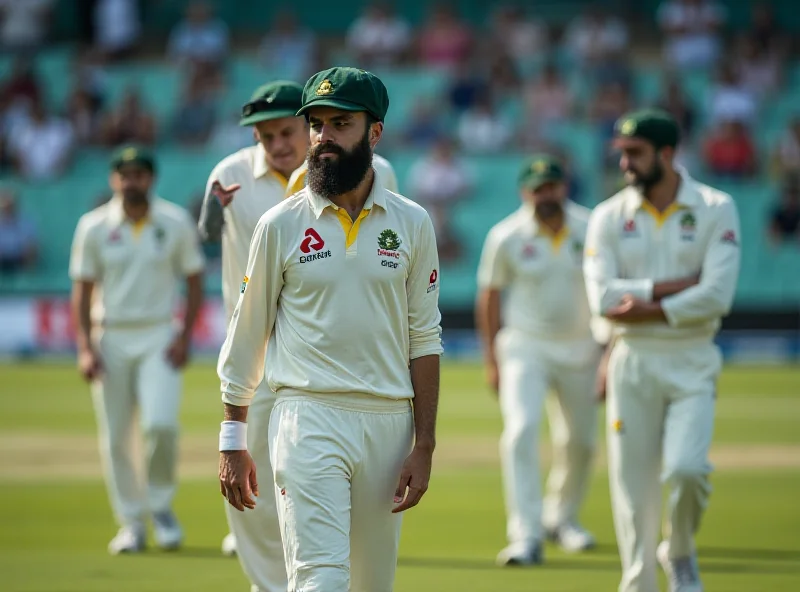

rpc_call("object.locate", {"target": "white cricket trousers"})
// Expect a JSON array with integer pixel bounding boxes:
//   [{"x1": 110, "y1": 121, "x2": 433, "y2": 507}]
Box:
[
  {"x1": 607, "y1": 337, "x2": 720, "y2": 592},
  {"x1": 225, "y1": 378, "x2": 288, "y2": 592},
  {"x1": 90, "y1": 323, "x2": 182, "y2": 527},
  {"x1": 496, "y1": 329, "x2": 600, "y2": 545},
  {"x1": 269, "y1": 393, "x2": 414, "y2": 592}
]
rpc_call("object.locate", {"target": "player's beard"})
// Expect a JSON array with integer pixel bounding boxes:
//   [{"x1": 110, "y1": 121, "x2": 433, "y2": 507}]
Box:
[
  {"x1": 122, "y1": 188, "x2": 148, "y2": 206},
  {"x1": 306, "y1": 131, "x2": 373, "y2": 198},
  {"x1": 535, "y1": 201, "x2": 563, "y2": 219},
  {"x1": 626, "y1": 159, "x2": 664, "y2": 192}
]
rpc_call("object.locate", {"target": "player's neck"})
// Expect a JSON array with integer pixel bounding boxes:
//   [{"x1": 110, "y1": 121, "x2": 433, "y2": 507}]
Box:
[
  {"x1": 329, "y1": 168, "x2": 375, "y2": 221},
  {"x1": 643, "y1": 169, "x2": 681, "y2": 212}
]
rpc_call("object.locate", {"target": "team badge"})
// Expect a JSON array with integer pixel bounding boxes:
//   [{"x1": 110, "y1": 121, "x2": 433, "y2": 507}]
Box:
[
  {"x1": 531, "y1": 159, "x2": 549, "y2": 174},
  {"x1": 378, "y1": 229, "x2": 401, "y2": 268},
  {"x1": 679, "y1": 211, "x2": 696, "y2": 241},
  {"x1": 154, "y1": 225, "x2": 166, "y2": 247},
  {"x1": 620, "y1": 119, "x2": 636, "y2": 136},
  {"x1": 316, "y1": 79, "x2": 334, "y2": 95}
]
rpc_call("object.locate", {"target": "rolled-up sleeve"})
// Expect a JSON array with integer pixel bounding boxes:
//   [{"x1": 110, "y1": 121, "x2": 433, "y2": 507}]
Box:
[
  {"x1": 661, "y1": 199, "x2": 741, "y2": 327},
  {"x1": 407, "y1": 213, "x2": 443, "y2": 359},
  {"x1": 583, "y1": 207, "x2": 653, "y2": 316},
  {"x1": 69, "y1": 216, "x2": 98, "y2": 281},
  {"x1": 217, "y1": 215, "x2": 284, "y2": 406}
]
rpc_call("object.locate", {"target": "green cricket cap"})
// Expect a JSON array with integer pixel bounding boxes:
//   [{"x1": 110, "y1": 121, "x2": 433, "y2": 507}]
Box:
[
  {"x1": 297, "y1": 67, "x2": 389, "y2": 122},
  {"x1": 518, "y1": 154, "x2": 565, "y2": 190},
  {"x1": 239, "y1": 80, "x2": 304, "y2": 126},
  {"x1": 109, "y1": 145, "x2": 156, "y2": 173},
  {"x1": 614, "y1": 108, "x2": 680, "y2": 148}
]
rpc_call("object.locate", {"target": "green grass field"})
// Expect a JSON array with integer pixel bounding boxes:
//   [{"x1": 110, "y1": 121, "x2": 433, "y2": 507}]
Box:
[{"x1": 1, "y1": 362, "x2": 799, "y2": 591}]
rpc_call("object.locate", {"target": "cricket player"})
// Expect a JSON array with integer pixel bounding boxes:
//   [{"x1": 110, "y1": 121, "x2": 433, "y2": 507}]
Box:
[
  {"x1": 217, "y1": 67, "x2": 443, "y2": 592},
  {"x1": 69, "y1": 146, "x2": 205, "y2": 554},
  {"x1": 198, "y1": 81, "x2": 400, "y2": 586},
  {"x1": 583, "y1": 109, "x2": 741, "y2": 592},
  {"x1": 476, "y1": 155, "x2": 603, "y2": 566}
]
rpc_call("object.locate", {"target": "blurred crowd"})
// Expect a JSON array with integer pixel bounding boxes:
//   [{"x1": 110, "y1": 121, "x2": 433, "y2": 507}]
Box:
[{"x1": 1, "y1": 0, "x2": 799, "y2": 276}]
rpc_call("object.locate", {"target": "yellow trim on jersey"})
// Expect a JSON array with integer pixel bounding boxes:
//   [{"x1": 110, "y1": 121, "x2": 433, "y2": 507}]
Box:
[
  {"x1": 131, "y1": 217, "x2": 149, "y2": 239},
  {"x1": 270, "y1": 170, "x2": 289, "y2": 188},
  {"x1": 640, "y1": 200, "x2": 684, "y2": 227},
  {"x1": 287, "y1": 170, "x2": 307, "y2": 196},
  {"x1": 538, "y1": 224, "x2": 570, "y2": 252},
  {"x1": 335, "y1": 206, "x2": 371, "y2": 248}
]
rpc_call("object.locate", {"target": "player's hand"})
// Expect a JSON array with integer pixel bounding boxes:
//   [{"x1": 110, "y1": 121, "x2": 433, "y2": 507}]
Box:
[
  {"x1": 77, "y1": 348, "x2": 102, "y2": 382},
  {"x1": 211, "y1": 181, "x2": 242, "y2": 207},
  {"x1": 606, "y1": 295, "x2": 663, "y2": 323},
  {"x1": 393, "y1": 446, "x2": 433, "y2": 513},
  {"x1": 166, "y1": 334, "x2": 190, "y2": 369},
  {"x1": 219, "y1": 450, "x2": 259, "y2": 512},
  {"x1": 486, "y1": 360, "x2": 500, "y2": 395}
]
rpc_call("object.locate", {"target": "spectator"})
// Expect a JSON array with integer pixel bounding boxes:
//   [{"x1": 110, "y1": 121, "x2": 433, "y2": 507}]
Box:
[
  {"x1": 169, "y1": 68, "x2": 217, "y2": 146},
  {"x1": 703, "y1": 119, "x2": 757, "y2": 178},
  {"x1": 658, "y1": 76, "x2": 696, "y2": 139},
  {"x1": 417, "y1": 3, "x2": 473, "y2": 71},
  {"x1": 67, "y1": 88, "x2": 101, "y2": 145},
  {"x1": 167, "y1": 1, "x2": 229, "y2": 68},
  {"x1": 488, "y1": 5, "x2": 549, "y2": 65},
  {"x1": 258, "y1": 10, "x2": 318, "y2": 82},
  {"x1": 749, "y1": 3, "x2": 789, "y2": 59},
  {"x1": 401, "y1": 99, "x2": 446, "y2": 149},
  {"x1": 768, "y1": 175, "x2": 800, "y2": 246},
  {"x1": 736, "y1": 34, "x2": 782, "y2": 102},
  {"x1": 0, "y1": 190, "x2": 38, "y2": 275},
  {"x1": 93, "y1": 0, "x2": 141, "y2": 61},
  {"x1": 456, "y1": 91, "x2": 513, "y2": 154},
  {"x1": 346, "y1": 3, "x2": 411, "y2": 68},
  {"x1": 522, "y1": 62, "x2": 574, "y2": 136},
  {"x1": 708, "y1": 61, "x2": 757, "y2": 127},
  {"x1": 0, "y1": 57, "x2": 41, "y2": 111},
  {"x1": 657, "y1": 0, "x2": 726, "y2": 71},
  {"x1": 407, "y1": 137, "x2": 472, "y2": 262},
  {"x1": 771, "y1": 118, "x2": 800, "y2": 178},
  {"x1": 99, "y1": 87, "x2": 156, "y2": 147},
  {"x1": 7, "y1": 100, "x2": 74, "y2": 181},
  {"x1": 487, "y1": 51, "x2": 522, "y2": 100},
  {"x1": 446, "y1": 60, "x2": 487, "y2": 113},
  {"x1": 0, "y1": 0, "x2": 53, "y2": 54},
  {"x1": 71, "y1": 49, "x2": 108, "y2": 110},
  {"x1": 564, "y1": 7, "x2": 629, "y2": 69}
]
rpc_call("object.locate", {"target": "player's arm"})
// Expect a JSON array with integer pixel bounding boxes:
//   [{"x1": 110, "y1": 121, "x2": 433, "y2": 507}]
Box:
[
  {"x1": 660, "y1": 200, "x2": 741, "y2": 326},
  {"x1": 218, "y1": 215, "x2": 284, "y2": 511},
  {"x1": 68, "y1": 218, "x2": 102, "y2": 381},
  {"x1": 394, "y1": 213, "x2": 443, "y2": 514},
  {"x1": 475, "y1": 227, "x2": 510, "y2": 394},
  {"x1": 198, "y1": 169, "x2": 227, "y2": 242}
]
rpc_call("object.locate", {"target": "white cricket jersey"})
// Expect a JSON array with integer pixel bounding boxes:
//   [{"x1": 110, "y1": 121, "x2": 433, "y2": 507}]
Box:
[
  {"x1": 69, "y1": 195, "x2": 205, "y2": 326},
  {"x1": 218, "y1": 174, "x2": 443, "y2": 406},
  {"x1": 204, "y1": 144, "x2": 289, "y2": 322},
  {"x1": 477, "y1": 201, "x2": 596, "y2": 341},
  {"x1": 285, "y1": 152, "x2": 399, "y2": 197},
  {"x1": 583, "y1": 169, "x2": 741, "y2": 342}
]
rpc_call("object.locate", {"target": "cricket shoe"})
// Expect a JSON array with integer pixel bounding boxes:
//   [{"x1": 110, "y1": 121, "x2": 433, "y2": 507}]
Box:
[
  {"x1": 657, "y1": 541, "x2": 703, "y2": 592},
  {"x1": 153, "y1": 511, "x2": 184, "y2": 551},
  {"x1": 108, "y1": 525, "x2": 146, "y2": 555},
  {"x1": 222, "y1": 532, "x2": 238, "y2": 557},
  {"x1": 496, "y1": 541, "x2": 544, "y2": 566},
  {"x1": 546, "y1": 522, "x2": 596, "y2": 553}
]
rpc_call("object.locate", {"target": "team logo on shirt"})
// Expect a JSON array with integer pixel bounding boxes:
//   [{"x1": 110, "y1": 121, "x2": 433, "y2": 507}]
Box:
[
  {"x1": 154, "y1": 225, "x2": 166, "y2": 247},
  {"x1": 299, "y1": 228, "x2": 331, "y2": 263},
  {"x1": 427, "y1": 269, "x2": 438, "y2": 293},
  {"x1": 720, "y1": 229, "x2": 738, "y2": 246},
  {"x1": 107, "y1": 229, "x2": 122, "y2": 244},
  {"x1": 679, "y1": 212, "x2": 696, "y2": 241},
  {"x1": 622, "y1": 219, "x2": 638, "y2": 237},
  {"x1": 522, "y1": 244, "x2": 536, "y2": 259},
  {"x1": 378, "y1": 229, "x2": 402, "y2": 268}
]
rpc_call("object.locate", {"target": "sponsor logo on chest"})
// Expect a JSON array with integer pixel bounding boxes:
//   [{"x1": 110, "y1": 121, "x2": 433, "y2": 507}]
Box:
[{"x1": 299, "y1": 228, "x2": 332, "y2": 263}]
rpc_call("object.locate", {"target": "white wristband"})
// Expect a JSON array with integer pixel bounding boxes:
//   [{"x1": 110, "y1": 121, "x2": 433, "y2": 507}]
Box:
[{"x1": 219, "y1": 421, "x2": 247, "y2": 451}]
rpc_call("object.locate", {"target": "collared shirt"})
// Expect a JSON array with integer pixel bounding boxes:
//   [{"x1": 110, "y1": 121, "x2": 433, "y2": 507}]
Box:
[
  {"x1": 583, "y1": 169, "x2": 741, "y2": 341},
  {"x1": 69, "y1": 195, "x2": 205, "y2": 326},
  {"x1": 199, "y1": 144, "x2": 290, "y2": 322},
  {"x1": 478, "y1": 201, "x2": 598, "y2": 341},
  {"x1": 218, "y1": 174, "x2": 443, "y2": 405},
  {"x1": 285, "y1": 152, "x2": 399, "y2": 197}
]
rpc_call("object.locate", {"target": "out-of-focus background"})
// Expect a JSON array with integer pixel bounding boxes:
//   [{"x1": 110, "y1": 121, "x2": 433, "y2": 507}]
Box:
[{"x1": 0, "y1": 0, "x2": 799, "y2": 362}]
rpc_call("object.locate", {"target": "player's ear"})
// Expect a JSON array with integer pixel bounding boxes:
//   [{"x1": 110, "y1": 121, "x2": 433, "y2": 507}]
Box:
[{"x1": 368, "y1": 119, "x2": 383, "y2": 149}]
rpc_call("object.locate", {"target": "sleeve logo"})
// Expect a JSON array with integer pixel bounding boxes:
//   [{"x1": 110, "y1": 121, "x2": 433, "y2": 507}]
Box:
[
  {"x1": 720, "y1": 230, "x2": 738, "y2": 246},
  {"x1": 240, "y1": 275, "x2": 249, "y2": 294},
  {"x1": 427, "y1": 269, "x2": 438, "y2": 293}
]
